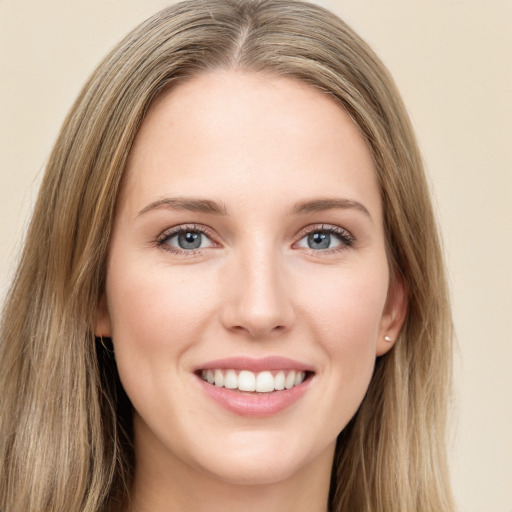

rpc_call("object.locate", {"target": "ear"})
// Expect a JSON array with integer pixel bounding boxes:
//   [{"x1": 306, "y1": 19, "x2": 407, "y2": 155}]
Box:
[
  {"x1": 376, "y1": 275, "x2": 408, "y2": 356},
  {"x1": 95, "y1": 293, "x2": 112, "y2": 338}
]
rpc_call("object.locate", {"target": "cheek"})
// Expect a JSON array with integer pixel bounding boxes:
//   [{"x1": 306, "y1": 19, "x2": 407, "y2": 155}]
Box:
[
  {"x1": 284, "y1": 262, "x2": 389, "y2": 442},
  {"x1": 104, "y1": 254, "x2": 219, "y2": 384},
  {"x1": 303, "y1": 259, "x2": 387, "y2": 329},
  {"x1": 300, "y1": 262, "x2": 388, "y2": 376}
]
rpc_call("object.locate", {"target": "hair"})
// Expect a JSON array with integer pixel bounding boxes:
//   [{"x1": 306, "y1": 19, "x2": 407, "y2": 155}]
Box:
[{"x1": 0, "y1": 0, "x2": 454, "y2": 510}]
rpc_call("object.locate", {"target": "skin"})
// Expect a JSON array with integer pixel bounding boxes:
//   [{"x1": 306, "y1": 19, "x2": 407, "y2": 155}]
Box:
[{"x1": 96, "y1": 71, "x2": 406, "y2": 512}]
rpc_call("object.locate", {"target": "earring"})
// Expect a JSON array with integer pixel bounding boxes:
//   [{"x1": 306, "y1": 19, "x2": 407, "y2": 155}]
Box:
[{"x1": 384, "y1": 335, "x2": 393, "y2": 343}]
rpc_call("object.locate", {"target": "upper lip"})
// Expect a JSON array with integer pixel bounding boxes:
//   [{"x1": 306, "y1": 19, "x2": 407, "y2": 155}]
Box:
[{"x1": 195, "y1": 356, "x2": 314, "y2": 373}]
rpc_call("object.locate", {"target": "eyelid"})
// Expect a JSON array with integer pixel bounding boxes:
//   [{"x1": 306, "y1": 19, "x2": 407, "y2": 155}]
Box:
[
  {"x1": 156, "y1": 224, "x2": 220, "y2": 252},
  {"x1": 154, "y1": 222, "x2": 355, "y2": 255},
  {"x1": 293, "y1": 224, "x2": 355, "y2": 252}
]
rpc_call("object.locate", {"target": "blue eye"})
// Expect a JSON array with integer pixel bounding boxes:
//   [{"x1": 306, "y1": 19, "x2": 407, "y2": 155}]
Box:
[
  {"x1": 160, "y1": 228, "x2": 214, "y2": 251},
  {"x1": 296, "y1": 227, "x2": 353, "y2": 251}
]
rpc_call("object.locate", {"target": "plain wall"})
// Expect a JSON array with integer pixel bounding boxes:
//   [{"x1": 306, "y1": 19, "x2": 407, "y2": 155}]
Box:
[{"x1": 0, "y1": 1, "x2": 511, "y2": 510}]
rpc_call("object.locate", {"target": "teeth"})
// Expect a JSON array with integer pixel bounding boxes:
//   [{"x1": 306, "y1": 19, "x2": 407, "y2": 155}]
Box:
[
  {"x1": 238, "y1": 370, "x2": 256, "y2": 391},
  {"x1": 224, "y1": 369, "x2": 238, "y2": 389},
  {"x1": 256, "y1": 371, "x2": 274, "y2": 392},
  {"x1": 200, "y1": 369, "x2": 307, "y2": 393},
  {"x1": 214, "y1": 369, "x2": 224, "y2": 388},
  {"x1": 274, "y1": 371, "x2": 285, "y2": 391},
  {"x1": 284, "y1": 371, "x2": 296, "y2": 390}
]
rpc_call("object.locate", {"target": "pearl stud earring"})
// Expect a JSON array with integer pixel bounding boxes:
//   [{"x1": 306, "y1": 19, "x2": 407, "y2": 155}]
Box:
[{"x1": 384, "y1": 335, "x2": 393, "y2": 343}]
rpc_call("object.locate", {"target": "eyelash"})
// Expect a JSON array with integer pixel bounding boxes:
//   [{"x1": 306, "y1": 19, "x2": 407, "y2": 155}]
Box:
[
  {"x1": 155, "y1": 223, "x2": 355, "y2": 255},
  {"x1": 296, "y1": 224, "x2": 355, "y2": 254},
  {"x1": 156, "y1": 224, "x2": 217, "y2": 254}
]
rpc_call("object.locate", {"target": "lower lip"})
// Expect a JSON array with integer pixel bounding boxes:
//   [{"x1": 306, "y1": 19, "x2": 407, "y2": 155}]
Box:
[{"x1": 196, "y1": 375, "x2": 311, "y2": 417}]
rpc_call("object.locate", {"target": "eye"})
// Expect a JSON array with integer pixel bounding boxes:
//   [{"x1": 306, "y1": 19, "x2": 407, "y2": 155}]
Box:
[
  {"x1": 157, "y1": 226, "x2": 215, "y2": 252},
  {"x1": 295, "y1": 226, "x2": 354, "y2": 251}
]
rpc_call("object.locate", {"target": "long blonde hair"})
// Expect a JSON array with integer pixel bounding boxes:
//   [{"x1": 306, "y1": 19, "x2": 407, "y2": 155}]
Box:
[{"x1": 0, "y1": 1, "x2": 454, "y2": 510}]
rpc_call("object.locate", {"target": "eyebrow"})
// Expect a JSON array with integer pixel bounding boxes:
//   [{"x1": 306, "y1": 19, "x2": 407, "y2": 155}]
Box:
[
  {"x1": 137, "y1": 197, "x2": 229, "y2": 217},
  {"x1": 137, "y1": 196, "x2": 371, "y2": 220},
  {"x1": 290, "y1": 197, "x2": 372, "y2": 220}
]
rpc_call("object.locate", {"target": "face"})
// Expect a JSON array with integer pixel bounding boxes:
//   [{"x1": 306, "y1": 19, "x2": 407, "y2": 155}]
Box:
[{"x1": 97, "y1": 71, "x2": 405, "y2": 488}]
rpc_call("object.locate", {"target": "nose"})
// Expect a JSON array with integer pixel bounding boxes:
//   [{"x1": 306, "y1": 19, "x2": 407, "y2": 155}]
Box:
[{"x1": 220, "y1": 246, "x2": 295, "y2": 339}]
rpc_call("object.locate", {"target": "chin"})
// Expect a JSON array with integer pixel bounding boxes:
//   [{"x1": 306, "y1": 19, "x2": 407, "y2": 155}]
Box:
[
  {"x1": 194, "y1": 451, "x2": 308, "y2": 486},
  {"x1": 183, "y1": 429, "x2": 334, "y2": 487}
]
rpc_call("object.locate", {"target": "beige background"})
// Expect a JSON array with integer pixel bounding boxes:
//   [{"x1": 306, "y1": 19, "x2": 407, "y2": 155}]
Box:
[{"x1": 0, "y1": 1, "x2": 511, "y2": 510}]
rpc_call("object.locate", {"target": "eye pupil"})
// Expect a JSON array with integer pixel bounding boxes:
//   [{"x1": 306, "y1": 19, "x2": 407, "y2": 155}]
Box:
[
  {"x1": 178, "y1": 231, "x2": 202, "y2": 249},
  {"x1": 308, "y1": 232, "x2": 330, "y2": 250}
]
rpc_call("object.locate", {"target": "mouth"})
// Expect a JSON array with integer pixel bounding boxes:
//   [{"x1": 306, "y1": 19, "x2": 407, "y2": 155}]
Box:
[
  {"x1": 194, "y1": 357, "x2": 315, "y2": 417},
  {"x1": 197, "y1": 368, "x2": 311, "y2": 393}
]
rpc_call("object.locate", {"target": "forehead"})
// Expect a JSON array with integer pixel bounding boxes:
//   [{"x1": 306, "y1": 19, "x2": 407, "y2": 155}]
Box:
[{"x1": 120, "y1": 70, "x2": 380, "y2": 220}]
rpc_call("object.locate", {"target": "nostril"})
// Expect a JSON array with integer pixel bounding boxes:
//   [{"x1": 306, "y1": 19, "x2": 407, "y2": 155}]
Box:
[
  {"x1": 220, "y1": 283, "x2": 296, "y2": 338},
  {"x1": 226, "y1": 321, "x2": 288, "y2": 338}
]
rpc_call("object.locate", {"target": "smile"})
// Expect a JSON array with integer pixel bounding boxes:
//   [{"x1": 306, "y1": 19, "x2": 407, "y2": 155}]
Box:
[
  {"x1": 199, "y1": 369, "x2": 307, "y2": 393},
  {"x1": 195, "y1": 357, "x2": 314, "y2": 417}
]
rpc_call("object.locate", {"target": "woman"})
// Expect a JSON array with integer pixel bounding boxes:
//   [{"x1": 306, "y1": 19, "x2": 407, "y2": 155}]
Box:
[{"x1": 0, "y1": 0, "x2": 454, "y2": 510}]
